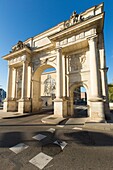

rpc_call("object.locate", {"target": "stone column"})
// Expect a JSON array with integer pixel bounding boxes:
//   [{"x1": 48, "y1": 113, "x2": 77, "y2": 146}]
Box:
[
  {"x1": 18, "y1": 56, "x2": 31, "y2": 113},
  {"x1": 99, "y1": 33, "x2": 110, "y2": 117},
  {"x1": 66, "y1": 56, "x2": 69, "y2": 97},
  {"x1": 12, "y1": 68, "x2": 16, "y2": 99},
  {"x1": 88, "y1": 36, "x2": 105, "y2": 122},
  {"x1": 27, "y1": 64, "x2": 32, "y2": 98},
  {"x1": 54, "y1": 48, "x2": 68, "y2": 117},
  {"x1": 6, "y1": 65, "x2": 13, "y2": 99},
  {"x1": 3, "y1": 65, "x2": 17, "y2": 112},
  {"x1": 62, "y1": 54, "x2": 66, "y2": 97},
  {"x1": 21, "y1": 61, "x2": 28, "y2": 99},
  {"x1": 15, "y1": 69, "x2": 19, "y2": 99},
  {"x1": 88, "y1": 36, "x2": 100, "y2": 98},
  {"x1": 56, "y1": 47, "x2": 62, "y2": 99}
]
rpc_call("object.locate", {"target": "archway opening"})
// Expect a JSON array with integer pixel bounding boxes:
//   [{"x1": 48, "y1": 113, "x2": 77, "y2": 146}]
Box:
[
  {"x1": 41, "y1": 68, "x2": 56, "y2": 111},
  {"x1": 73, "y1": 86, "x2": 88, "y2": 118},
  {"x1": 32, "y1": 64, "x2": 56, "y2": 115}
]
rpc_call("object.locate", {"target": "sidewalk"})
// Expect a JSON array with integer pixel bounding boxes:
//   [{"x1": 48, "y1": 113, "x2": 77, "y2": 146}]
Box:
[
  {"x1": 0, "y1": 107, "x2": 53, "y2": 119},
  {"x1": 1, "y1": 109, "x2": 113, "y2": 131},
  {"x1": 0, "y1": 109, "x2": 29, "y2": 119},
  {"x1": 83, "y1": 122, "x2": 113, "y2": 131}
]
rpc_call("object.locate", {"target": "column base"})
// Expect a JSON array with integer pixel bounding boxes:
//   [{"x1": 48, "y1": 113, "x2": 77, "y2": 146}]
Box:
[
  {"x1": 89, "y1": 99, "x2": 105, "y2": 122},
  {"x1": 54, "y1": 98, "x2": 68, "y2": 117},
  {"x1": 67, "y1": 97, "x2": 74, "y2": 116},
  {"x1": 18, "y1": 99, "x2": 31, "y2": 113},
  {"x1": 104, "y1": 101, "x2": 111, "y2": 120},
  {"x1": 32, "y1": 98, "x2": 43, "y2": 113},
  {"x1": 3, "y1": 98, "x2": 17, "y2": 112}
]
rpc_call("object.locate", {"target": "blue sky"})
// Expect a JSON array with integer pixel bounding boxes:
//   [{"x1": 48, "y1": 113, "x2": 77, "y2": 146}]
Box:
[{"x1": 0, "y1": 0, "x2": 113, "y2": 90}]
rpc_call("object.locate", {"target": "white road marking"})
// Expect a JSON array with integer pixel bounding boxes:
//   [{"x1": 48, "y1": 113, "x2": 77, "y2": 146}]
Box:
[
  {"x1": 54, "y1": 141, "x2": 67, "y2": 150},
  {"x1": 73, "y1": 127, "x2": 82, "y2": 130},
  {"x1": 56, "y1": 125, "x2": 64, "y2": 128},
  {"x1": 9, "y1": 143, "x2": 29, "y2": 154},
  {"x1": 47, "y1": 128, "x2": 55, "y2": 133},
  {"x1": 32, "y1": 134, "x2": 47, "y2": 141},
  {"x1": 29, "y1": 152, "x2": 53, "y2": 169}
]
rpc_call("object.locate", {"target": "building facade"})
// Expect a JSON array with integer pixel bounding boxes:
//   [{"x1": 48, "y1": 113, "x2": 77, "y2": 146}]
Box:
[
  {"x1": 3, "y1": 3, "x2": 109, "y2": 122},
  {"x1": 0, "y1": 88, "x2": 6, "y2": 106}
]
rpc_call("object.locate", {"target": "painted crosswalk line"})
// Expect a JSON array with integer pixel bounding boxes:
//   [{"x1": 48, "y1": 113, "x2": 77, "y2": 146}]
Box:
[
  {"x1": 47, "y1": 128, "x2": 55, "y2": 133},
  {"x1": 73, "y1": 127, "x2": 83, "y2": 130},
  {"x1": 9, "y1": 143, "x2": 29, "y2": 154},
  {"x1": 32, "y1": 134, "x2": 47, "y2": 141},
  {"x1": 29, "y1": 152, "x2": 53, "y2": 169},
  {"x1": 54, "y1": 140, "x2": 67, "y2": 150},
  {"x1": 56, "y1": 125, "x2": 64, "y2": 128}
]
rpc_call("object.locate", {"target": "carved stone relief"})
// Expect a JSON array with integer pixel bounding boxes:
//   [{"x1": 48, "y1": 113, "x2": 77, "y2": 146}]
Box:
[
  {"x1": 64, "y1": 11, "x2": 84, "y2": 28},
  {"x1": 80, "y1": 54, "x2": 87, "y2": 69},
  {"x1": 16, "y1": 67, "x2": 23, "y2": 99},
  {"x1": 32, "y1": 57, "x2": 40, "y2": 71},
  {"x1": 44, "y1": 75, "x2": 56, "y2": 96},
  {"x1": 69, "y1": 56, "x2": 81, "y2": 71},
  {"x1": 9, "y1": 55, "x2": 27, "y2": 65},
  {"x1": 10, "y1": 41, "x2": 31, "y2": 53},
  {"x1": 47, "y1": 56, "x2": 56, "y2": 66},
  {"x1": 56, "y1": 29, "x2": 96, "y2": 48},
  {"x1": 32, "y1": 55, "x2": 56, "y2": 71},
  {"x1": 69, "y1": 53, "x2": 87, "y2": 72}
]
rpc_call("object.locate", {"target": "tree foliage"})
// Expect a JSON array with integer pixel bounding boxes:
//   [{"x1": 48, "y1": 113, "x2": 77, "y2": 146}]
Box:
[{"x1": 108, "y1": 84, "x2": 113, "y2": 102}]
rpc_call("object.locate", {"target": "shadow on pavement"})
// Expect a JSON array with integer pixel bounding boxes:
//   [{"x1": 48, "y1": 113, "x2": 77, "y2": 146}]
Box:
[{"x1": 0, "y1": 130, "x2": 113, "y2": 149}]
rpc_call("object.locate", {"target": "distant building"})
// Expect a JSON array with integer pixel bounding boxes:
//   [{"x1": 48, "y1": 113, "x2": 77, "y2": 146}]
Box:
[
  {"x1": 81, "y1": 92, "x2": 87, "y2": 101},
  {"x1": 0, "y1": 88, "x2": 6, "y2": 105},
  {"x1": 73, "y1": 88, "x2": 87, "y2": 105}
]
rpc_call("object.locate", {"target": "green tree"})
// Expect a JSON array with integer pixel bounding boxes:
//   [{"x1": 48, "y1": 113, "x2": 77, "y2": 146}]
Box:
[{"x1": 108, "y1": 84, "x2": 113, "y2": 102}]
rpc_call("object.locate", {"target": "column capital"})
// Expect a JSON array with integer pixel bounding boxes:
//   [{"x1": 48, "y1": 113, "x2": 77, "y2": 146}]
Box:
[
  {"x1": 88, "y1": 35, "x2": 98, "y2": 43},
  {"x1": 8, "y1": 64, "x2": 13, "y2": 68},
  {"x1": 56, "y1": 41, "x2": 60, "y2": 48},
  {"x1": 28, "y1": 62, "x2": 32, "y2": 67},
  {"x1": 100, "y1": 67, "x2": 109, "y2": 72},
  {"x1": 12, "y1": 67, "x2": 16, "y2": 71},
  {"x1": 21, "y1": 54, "x2": 27, "y2": 61},
  {"x1": 56, "y1": 47, "x2": 62, "y2": 53},
  {"x1": 22, "y1": 60, "x2": 29, "y2": 65}
]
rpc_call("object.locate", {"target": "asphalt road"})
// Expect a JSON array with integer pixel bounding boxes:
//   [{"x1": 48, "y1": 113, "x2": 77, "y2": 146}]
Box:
[{"x1": 0, "y1": 112, "x2": 113, "y2": 170}]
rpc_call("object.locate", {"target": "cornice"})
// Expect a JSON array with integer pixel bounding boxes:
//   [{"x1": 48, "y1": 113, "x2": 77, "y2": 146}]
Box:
[
  {"x1": 2, "y1": 47, "x2": 32, "y2": 60},
  {"x1": 33, "y1": 44, "x2": 54, "y2": 53},
  {"x1": 49, "y1": 12, "x2": 104, "y2": 41}
]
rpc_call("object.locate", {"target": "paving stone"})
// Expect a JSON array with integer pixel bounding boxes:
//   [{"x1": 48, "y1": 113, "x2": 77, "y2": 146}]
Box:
[
  {"x1": 9, "y1": 143, "x2": 29, "y2": 154},
  {"x1": 73, "y1": 127, "x2": 83, "y2": 130},
  {"x1": 47, "y1": 128, "x2": 55, "y2": 133},
  {"x1": 29, "y1": 152, "x2": 53, "y2": 169},
  {"x1": 56, "y1": 125, "x2": 64, "y2": 128},
  {"x1": 32, "y1": 134, "x2": 47, "y2": 141}
]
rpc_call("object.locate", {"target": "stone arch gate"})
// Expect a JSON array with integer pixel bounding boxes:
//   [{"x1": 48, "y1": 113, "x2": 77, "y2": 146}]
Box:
[
  {"x1": 3, "y1": 3, "x2": 109, "y2": 122},
  {"x1": 69, "y1": 82, "x2": 89, "y2": 117}
]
